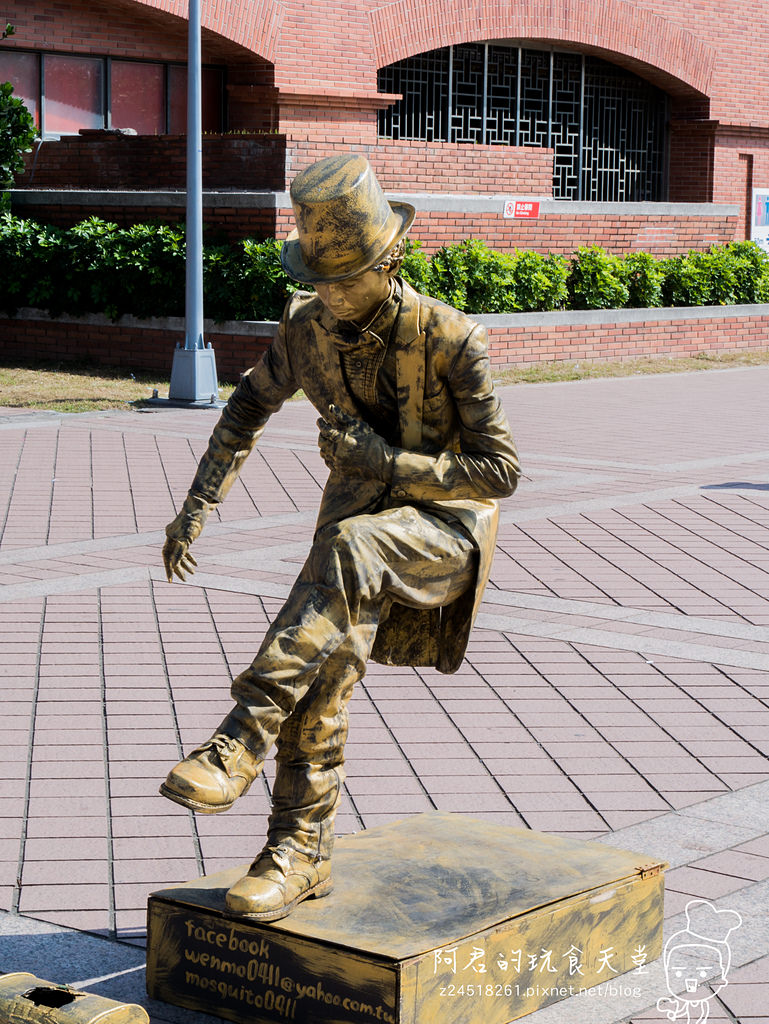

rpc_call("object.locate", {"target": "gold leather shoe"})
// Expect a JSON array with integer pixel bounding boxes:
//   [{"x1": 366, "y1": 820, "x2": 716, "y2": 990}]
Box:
[
  {"x1": 159, "y1": 734, "x2": 262, "y2": 813},
  {"x1": 225, "y1": 845, "x2": 332, "y2": 921}
]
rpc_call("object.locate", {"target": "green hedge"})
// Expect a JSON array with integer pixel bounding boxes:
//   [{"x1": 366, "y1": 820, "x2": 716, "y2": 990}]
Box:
[
  {"x1": 2, "y1": 214, "x2": 769, "y2": 321},
  {"x1": 0, "y1": 216, "x2": 300, "y2": 321}
]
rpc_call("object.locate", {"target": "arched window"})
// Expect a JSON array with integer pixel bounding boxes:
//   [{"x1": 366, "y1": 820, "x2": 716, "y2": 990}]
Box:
[{"x1": 378, "y1": 44, "x2": 669, "y2": 202}]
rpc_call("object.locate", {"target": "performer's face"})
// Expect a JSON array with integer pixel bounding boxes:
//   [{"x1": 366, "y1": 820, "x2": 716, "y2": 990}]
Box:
[{"x1": 314, "y1": 269, "x2": 391, "y2": 324}]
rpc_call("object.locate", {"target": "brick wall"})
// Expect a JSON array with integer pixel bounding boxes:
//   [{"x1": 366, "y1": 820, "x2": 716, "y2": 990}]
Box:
[
  {"x1": 285, "y1": 136, "x2": 555, "y2": 195},
  {"x1": 13, "y1": 0, "x2": 765, "y2": 126},
  {"x1": 12, "y1": 200, "x2": 279, "y2": 239},
  {"x1": 2, "y1": 306, "x2": 766, "y2": 382},
  {"x1": 0, "y1": 312, "x2": 274, "y2": 382},
  {"x1": 5, "y1": 0, "x2": 769, "y2": 224},
  {"x1": 406, "y1": 211, "x2": 737, "y2": 257},
  {"x1": 11, "y1": 192, "x2": 739, "y2": 255},
  {"x1": 19, "y1": 129, "x2": 553, "y2": 196},
  {"x1": 711, "y1": 129, "x2": 769, "y2": 238},
  {"x1": 483, "y1": 309, "x2": 769, "y2": 365},
  {"x1": 272, "y1": 208, "x2": 738, "y2": 257},
  {"x1": 1, "y1": 0, "x2": 266, "y2": 67},
  {"x1": 668, "y1": 121, "x2": 716, "y2": 205},
  {"x1": 19, "y1": 134, "x2": 286, "y2": 190}
]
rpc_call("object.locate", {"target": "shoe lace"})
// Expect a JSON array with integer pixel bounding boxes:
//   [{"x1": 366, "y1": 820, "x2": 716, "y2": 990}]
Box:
[
  {"x1": 200, "y1": 733, "x2": 240, "y2": 764},
  {"x1": 250, "y1": 845, "x2": 293, "y2": 876}
]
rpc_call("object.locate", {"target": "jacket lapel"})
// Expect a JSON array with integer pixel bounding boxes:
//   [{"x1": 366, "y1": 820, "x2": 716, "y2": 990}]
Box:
[
  {"x1": 310, "y1": 307, "x2": 387, "y2": 531},
  {"x1": 394, "y1": 282, "x2": 426, "y2": 450}
]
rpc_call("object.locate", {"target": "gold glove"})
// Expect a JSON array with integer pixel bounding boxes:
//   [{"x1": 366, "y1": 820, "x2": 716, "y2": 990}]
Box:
[
  {"x1": 162, "y1": 493, "x2": 212, "y2": 582},
  {"x1": 317, "y1": 405, "x2": 394, "y2": 483}
]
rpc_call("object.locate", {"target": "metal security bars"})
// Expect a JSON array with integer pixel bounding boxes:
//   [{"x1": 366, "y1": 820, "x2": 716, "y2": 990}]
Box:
[{"x1": 378, "y1": 44, "x2": 668, "y2": 201}]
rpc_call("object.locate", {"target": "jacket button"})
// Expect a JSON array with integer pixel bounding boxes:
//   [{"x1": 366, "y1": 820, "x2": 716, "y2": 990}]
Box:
[{"x1": 395, "y1": 488, "x2": 406, "y2": 497}]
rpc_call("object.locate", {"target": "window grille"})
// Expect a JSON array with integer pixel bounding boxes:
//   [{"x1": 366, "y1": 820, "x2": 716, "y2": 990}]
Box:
[{"x1": 378, "y1": 45, "x2": 668, "y2": 201}]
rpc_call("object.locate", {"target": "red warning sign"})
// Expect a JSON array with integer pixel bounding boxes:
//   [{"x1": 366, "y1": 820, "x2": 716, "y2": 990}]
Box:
[{"x1": 503, "y1": 200, "x2": 541, "y2": 219}]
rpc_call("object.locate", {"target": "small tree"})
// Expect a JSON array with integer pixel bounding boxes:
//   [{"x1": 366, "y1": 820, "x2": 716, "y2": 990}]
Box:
[
  {"x1": 2, "y1": 24, "x2": 37, "y2": 204},
  {"x1": 0, "y1": 82, "x2": 36, "y2": 190}
]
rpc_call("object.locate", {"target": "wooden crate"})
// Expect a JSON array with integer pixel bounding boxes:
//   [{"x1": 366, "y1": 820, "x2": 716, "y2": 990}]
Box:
[{"x1": 147, "y1": 812, "x2": 665, "y2": 1024}]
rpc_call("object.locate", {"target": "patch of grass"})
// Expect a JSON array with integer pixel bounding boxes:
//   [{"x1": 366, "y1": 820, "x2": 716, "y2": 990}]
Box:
[
  {"x1": 492, "y1": 349, "x2": 769, "y2": 386},
  {"x1": 1, "y1": 349, "x2": 768, "y2": 413},
  {"x1": 0, "y1": 358, "x2": 236, "y2": 413}
]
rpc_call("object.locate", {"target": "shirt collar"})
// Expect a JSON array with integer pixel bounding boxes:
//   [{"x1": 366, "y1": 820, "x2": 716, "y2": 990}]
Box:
[{"x1": 329, "y1": 277, "x2": 403, "y2": 351}]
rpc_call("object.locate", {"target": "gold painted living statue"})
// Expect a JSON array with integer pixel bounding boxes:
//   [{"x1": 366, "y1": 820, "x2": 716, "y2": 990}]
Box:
[{"x1": 160, "y1": 153, "x2": 520, "y2": 922}]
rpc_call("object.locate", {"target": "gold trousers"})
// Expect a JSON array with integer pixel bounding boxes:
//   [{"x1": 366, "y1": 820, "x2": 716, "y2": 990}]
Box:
[{"x1": 218, "y1": 505, "x2": 476, "y2": 860}]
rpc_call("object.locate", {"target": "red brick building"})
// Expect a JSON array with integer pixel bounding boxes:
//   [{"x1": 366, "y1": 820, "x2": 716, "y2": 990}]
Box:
[{"x1": 2, "y1": 0, "x2": 767, "y2": 251}]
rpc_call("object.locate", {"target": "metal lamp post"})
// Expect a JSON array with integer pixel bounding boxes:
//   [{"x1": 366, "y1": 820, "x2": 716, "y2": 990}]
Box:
[{"x1": 158, "y1": 0, "x2": 223, "y2": 407}]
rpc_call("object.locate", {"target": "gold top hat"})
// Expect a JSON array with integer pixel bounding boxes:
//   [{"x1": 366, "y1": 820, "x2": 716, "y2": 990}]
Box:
[{"x1": 281, "y1": 154, "x2": 415, "y2": 284}]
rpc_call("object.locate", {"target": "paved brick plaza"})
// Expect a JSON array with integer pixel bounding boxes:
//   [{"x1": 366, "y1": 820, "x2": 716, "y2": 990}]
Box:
[{"x1": 1, "y1": 365, "x2": 768, "y2": 1023}]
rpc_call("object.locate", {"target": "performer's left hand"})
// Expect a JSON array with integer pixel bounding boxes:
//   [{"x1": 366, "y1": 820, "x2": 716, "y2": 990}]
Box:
[{"x1": 317, "y1": 405, "x2": 394, "y2": 482}]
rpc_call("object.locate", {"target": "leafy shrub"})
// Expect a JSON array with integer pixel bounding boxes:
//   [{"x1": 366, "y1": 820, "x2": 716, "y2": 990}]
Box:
[
  {"x1": 2, "y1": 214, "x2": 769, "y2": 319},
  {"x1": 567, "y1": 246, "x2": 629, "y2": 309},
  {"x1": 399, "y1": 238, "x2": 431, "y2": 294},
  {"x1": 721, "y1": 241, "x2": 769, "y2": 304},
  {"x1": 423, "y1": 238, "x2": 520, "y2": 313},
  {"x1": 510, "y1": 250, "x2": 569, "y2": 311},
  {"x1": 109, "y1": 222, "x2": 188, "y2": 319},
  {"x1": 205, "y1": 237, "x2": 301, "y2": 321},
  {"x1": 659, "y1": 243, "x2": 769, "y2": 307},
  {"x1": 0, "y1": 215, "x2": 300, "y2": 321},
  {"x1": 623, "y1": 251, "x2": 665, "y2": 308},
  {"x1": 0, "y1": 214, "x2": 69, "y2": 314},
  {"x1": 661, "y1": 251, "x2": 712, "y2": 307},
  {"x1": 0, "y1": 81, "x2": 37, "y2": 196}
]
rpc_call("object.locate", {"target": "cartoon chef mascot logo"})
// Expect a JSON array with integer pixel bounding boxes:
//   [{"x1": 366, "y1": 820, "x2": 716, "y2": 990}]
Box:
[{"x1": 657, "y1": 899, "x2": 742, "y2": 1024}]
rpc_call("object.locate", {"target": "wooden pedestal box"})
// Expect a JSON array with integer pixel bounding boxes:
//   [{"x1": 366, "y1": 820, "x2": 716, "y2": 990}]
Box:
[{"x1": 146, "y1": 812, "x2": 665, "y2": 1024}]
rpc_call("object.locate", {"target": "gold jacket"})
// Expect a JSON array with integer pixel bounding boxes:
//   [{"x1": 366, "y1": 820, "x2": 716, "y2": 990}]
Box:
[{"x1": 188, "y1": 280, "x2": 520, "y2": 673}]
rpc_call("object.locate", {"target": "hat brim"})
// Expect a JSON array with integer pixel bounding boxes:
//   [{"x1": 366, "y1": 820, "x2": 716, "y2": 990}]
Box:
[{"x1": 280, "y1": 201, "x2": 415, "y2": 285}]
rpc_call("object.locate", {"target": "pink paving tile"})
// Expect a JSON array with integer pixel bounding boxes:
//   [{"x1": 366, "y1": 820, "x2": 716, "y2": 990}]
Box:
[
  {"x1": 112, "y1": 836, "x2": 199, "y2": 859},
  {"x1": 23, "y1": 838, "x2": 109, "y2": 861},
  {"x1": 727, "y1": 956, "x2": 769, "y2": 984},
  {"x1": 26, "y1": 796, "x2": 108, "y2": 817},
  {"x1": 665, "y1": 866, "x2": 751, "y2": 900},
  {"x1": 692, "y1": 850, "x2": 769, "y2": 881},
  {"x1": 22, "y1": 860, "x2": 110, "y2": 885},
  {"x1": 19, "y1": 883, "x2": 110, "y2": 912},
  {"x1": 0, "y1": 838, "x2": 21, "y2": 862},
  {"x1": 504, "y1": 790, "x2": 592, "y2": 812},
  {"x1": 719, "y1": 983, "x2": 769, "y2": 1020},
  {"x1": 521, "y1": 810, "x2": 608, "y2": 832},
  {"x1": 431, "y1": 793, "x2": 516, "y2": 813},
  {"x1": 25, "y1": 817, "x2": 108, "y2": 839},
  {"x1": 735, "y1": 835, "x2": 769, "y2": 858},
  {"x1": 353, "y1": 793, "x2": 437, "y2": 814}
]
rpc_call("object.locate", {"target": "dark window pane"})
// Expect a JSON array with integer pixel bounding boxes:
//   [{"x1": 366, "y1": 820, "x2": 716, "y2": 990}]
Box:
[
  {"x1": 45, "y1": 54, "x2": 104, "y2": 134},
  {"x1": 168, "y1": 65, "x2": 186, "y2": 133},
  {"x1": 168, "y1": 65, "x2": 223, "y2": 133},
  {"x1": 111, "y1": 60, "x2": 165, "y2": 134},
  {"x1": 0, "y1": 50, "x2": 40, "y2": 126},
  {"x1": 202, "y1": 68, "x2": 223, "y2": 131}
]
